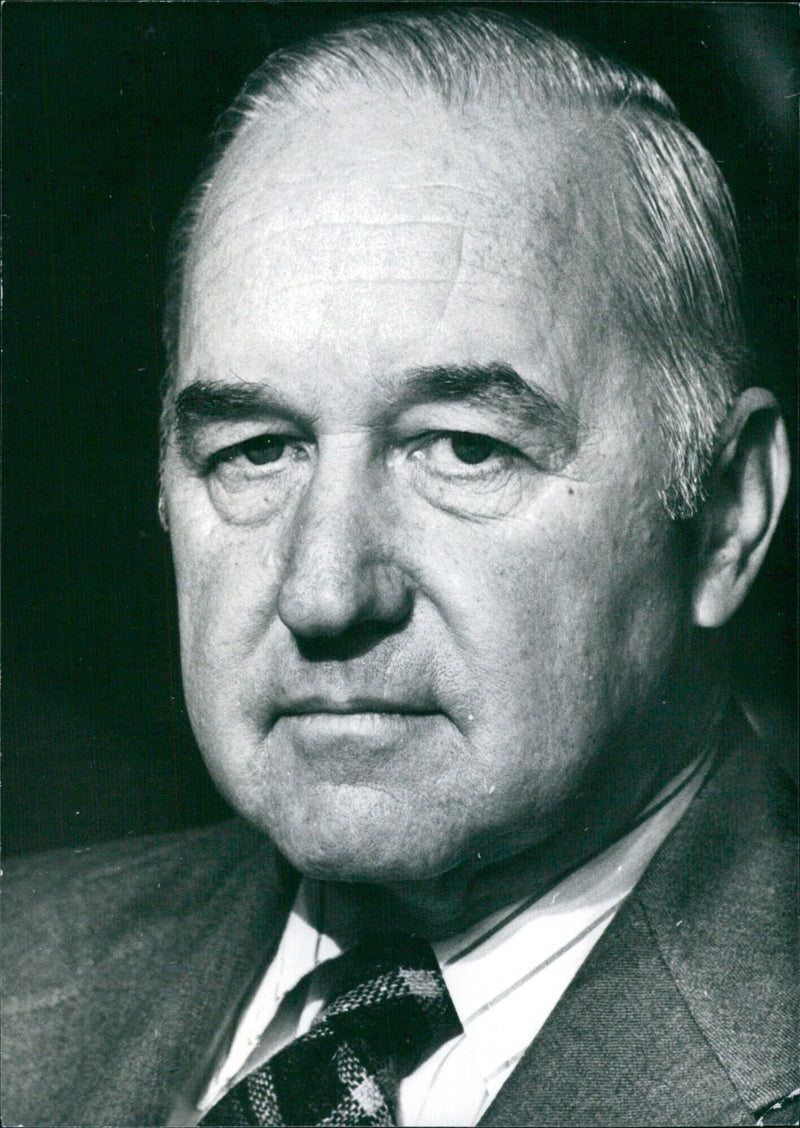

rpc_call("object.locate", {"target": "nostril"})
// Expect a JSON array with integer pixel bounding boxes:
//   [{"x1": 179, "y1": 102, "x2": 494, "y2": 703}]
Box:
[{"x1": 294, "y1": 611, "x2": 413, "y2": 662}]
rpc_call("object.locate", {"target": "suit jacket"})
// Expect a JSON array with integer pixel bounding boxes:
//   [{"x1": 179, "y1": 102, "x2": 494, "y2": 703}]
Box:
[{"x1": 3, "y1": 709, "x2": 797, "y2": 1127}]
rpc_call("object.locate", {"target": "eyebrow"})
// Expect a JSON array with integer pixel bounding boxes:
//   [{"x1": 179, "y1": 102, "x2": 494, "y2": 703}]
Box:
[
  {"x1": 169, "y1": 362, "x2": 580, "y2": 465},
  {"x1": 395, "y1": 364, "x2": 580, "y2": 454},
  {"x1": 170, "y1": 379, "x2": 304, "y2": 464}
]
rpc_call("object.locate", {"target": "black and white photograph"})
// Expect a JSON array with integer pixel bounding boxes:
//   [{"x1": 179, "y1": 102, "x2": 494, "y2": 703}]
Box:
[{"x1": 3, "y1": 4, "x2": 797, "y2": 1125}]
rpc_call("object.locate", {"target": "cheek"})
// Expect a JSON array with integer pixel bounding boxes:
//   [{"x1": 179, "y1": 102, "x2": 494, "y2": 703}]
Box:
[
  {"x1": 431, "y1": 484, "x2": 682, "y2": 701},
  {"x1": 168, "y1": 506, "x2": 272, "y2": 695},
  {"x1": 166, "y1": 461, "x2": 283, "y2": 619}
]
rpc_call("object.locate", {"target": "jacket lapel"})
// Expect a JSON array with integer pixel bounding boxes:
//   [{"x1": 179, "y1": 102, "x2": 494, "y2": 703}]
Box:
[
  {"x1": 481, "y1": 724, "x2": 797, "y2": 1127},
  {"x1": 479, "y1": 897, "x2": 751, "y2": 1126}
]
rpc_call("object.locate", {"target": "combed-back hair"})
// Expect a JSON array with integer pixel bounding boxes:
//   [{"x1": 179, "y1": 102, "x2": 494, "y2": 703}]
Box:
[{"x1": 163, "y1": 7, "x2": 746, "y2": 518}]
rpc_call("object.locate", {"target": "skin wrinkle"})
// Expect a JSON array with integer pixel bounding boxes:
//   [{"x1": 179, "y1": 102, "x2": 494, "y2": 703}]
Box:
[
  {"x1": 427, "y1": 224, "x2": 465, "y2": 335},
  {"x1": 188, "y1": 219, "x2": 493, "y2": 285},
  {"x1": 202, "y1": 217, "x2": 474, "y2": 233},
  {"x1": 180, "y1": 172, "x2": 604, "y2": 419},
  {"x1": 186, "y1": 104, "x2": 588, "y2": 281},
  {"x1": 193, "y1": 162, "x2": 491, "y2": 243}
]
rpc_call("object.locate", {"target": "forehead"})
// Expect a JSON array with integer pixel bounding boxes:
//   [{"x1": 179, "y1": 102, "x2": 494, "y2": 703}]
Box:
[{"x1": 179, "y1": 90, "x2": 619, "y2": 399}]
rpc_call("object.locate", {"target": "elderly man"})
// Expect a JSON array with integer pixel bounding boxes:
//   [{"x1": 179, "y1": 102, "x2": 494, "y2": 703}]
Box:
[{"x1": 3, "y1": 9, "x2": 796, "y2": 1128}]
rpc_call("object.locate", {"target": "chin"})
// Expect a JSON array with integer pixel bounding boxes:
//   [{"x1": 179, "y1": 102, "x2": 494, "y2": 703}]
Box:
[
  {"x1": 278, "y1": 838, "x2": 446, "y2": 885},
  {"x1": 263, "y1": 813, "x2": 461, "y2": 886}
]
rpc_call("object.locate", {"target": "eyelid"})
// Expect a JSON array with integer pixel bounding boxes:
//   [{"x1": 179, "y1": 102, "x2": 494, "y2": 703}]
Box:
[
  {"x1": 393, "y1": 401, "x2": 545, "y2": 449},
  {"x1": 409, "y1": 429, "x2": 521, "y2": 458},
  {"x1": 416, "y1": 430, "x2": 580, "y2": 485},
  {"x1": 195, "y1": 428, "x2": 308, "y2": 475},
  {"x1": 400, "y1": 434, "x2": 523, "y2": 489}
]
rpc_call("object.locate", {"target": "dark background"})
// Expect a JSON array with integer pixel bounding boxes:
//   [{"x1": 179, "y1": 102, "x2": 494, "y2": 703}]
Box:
[{"x1": 3, "y1": 2, "x2": 797, "y2": 858}]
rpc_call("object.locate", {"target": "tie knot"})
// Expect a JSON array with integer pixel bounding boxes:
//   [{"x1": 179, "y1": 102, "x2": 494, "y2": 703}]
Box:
[{"x1": 316, "y1": 933, "x2": 461, "y2": 1073}]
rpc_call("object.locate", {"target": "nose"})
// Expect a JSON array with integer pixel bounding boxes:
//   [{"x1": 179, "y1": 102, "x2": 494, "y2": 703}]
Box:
[{"x1": 276, "y1": 446, "x2": 412, "y2": 644}]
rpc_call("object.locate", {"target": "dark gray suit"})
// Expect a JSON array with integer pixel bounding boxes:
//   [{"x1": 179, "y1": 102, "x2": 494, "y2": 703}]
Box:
[{"x1": 3, "y1": 709, "x2": 797, "y2": 1126}]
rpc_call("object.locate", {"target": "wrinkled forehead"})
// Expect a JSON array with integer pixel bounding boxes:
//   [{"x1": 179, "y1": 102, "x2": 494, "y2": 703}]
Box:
[{"x1": 180, "y1": 90, "x2": 620, "y2": 395}]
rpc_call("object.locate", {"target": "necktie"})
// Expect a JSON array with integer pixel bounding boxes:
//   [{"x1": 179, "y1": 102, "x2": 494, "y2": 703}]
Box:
[{"x1": 199, "y1": 932, "x2": 462, "y2": 1127}]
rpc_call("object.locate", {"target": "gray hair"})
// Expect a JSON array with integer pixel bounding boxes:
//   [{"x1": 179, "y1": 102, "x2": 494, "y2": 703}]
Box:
[{"x1": 163, "y1": 7, "x2": 746, "y2": 518}]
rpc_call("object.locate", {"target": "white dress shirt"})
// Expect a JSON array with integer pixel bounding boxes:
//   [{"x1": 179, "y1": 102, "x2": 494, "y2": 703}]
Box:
[{"x1": 191, "y1": 743, "x2": 716, "y2": 1126}]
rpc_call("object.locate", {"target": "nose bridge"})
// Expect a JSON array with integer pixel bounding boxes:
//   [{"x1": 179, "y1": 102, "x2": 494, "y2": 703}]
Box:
[
  {"x1": 295, "y1": 438, "x2": 370, "y2": 568},
  {"x1": 276, "y1": 435, "x2": 408, "y2": 638}
]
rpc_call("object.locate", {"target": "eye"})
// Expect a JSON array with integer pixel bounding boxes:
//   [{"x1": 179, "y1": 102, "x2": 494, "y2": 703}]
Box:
[
  {"x1": 208, "y1": 432, "x2": 303, "y2": 475},
  {"x1": 229, "y1": 434, "x2": 288, "y2": 466},
  {"x1": 411, "y1": 431, "x2": 517, "y2": 477},
  {"x1": 206, "y1": 431, "x2": 310, "y2": 487},
  {"x1": 448, "y1": 432, "x2": 502, "y2": 465}
]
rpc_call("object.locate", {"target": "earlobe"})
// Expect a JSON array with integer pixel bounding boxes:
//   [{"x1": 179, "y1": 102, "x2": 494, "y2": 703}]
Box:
[
  {"x1": 692, "y1": 387, "x2": 790, "y2": 629},
  {"x1": 158, "y1": 490, "x2": 170, "y2": 532}
]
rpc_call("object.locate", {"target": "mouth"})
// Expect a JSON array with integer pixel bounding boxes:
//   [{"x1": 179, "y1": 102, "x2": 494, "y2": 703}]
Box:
[
  {"x1": 268, "y1": 695, "x2": 445, "y2": 751},
  {"x1": 279, "y1": 696, "x2": 440, "y2": 718}
]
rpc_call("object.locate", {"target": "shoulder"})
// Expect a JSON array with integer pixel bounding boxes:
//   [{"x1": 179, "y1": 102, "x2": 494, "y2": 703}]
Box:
[
  {"x1": 636, "y1": 711, "x2": 798, "y2": 1115},
  {"x1": 2, "y1": 819, "x2": 294, "y2": 1126},
  {"x1": 3, "y1": 819, "x2": 276, "y2": 1011}
]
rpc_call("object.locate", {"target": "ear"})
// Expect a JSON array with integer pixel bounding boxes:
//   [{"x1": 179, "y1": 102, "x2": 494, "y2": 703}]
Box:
[{"x1": 692, "y1": 387, "x2": 790, "y2": 629}]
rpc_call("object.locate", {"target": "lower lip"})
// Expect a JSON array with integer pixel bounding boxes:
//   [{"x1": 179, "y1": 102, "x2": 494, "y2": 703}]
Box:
[{"x1": 274, "y1": 711, "x2": 437, "y2": 751}]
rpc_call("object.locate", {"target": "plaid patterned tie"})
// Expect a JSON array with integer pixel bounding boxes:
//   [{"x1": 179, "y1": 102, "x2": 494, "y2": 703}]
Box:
[{"x1": 199, "y1": 932, "x2": 462, "y2": 1127}]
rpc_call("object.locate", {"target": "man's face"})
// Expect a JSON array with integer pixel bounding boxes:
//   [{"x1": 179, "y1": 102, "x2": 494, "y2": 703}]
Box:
[{"x1": 162, "y1": 92, "x2": 687, "y2": 886}]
